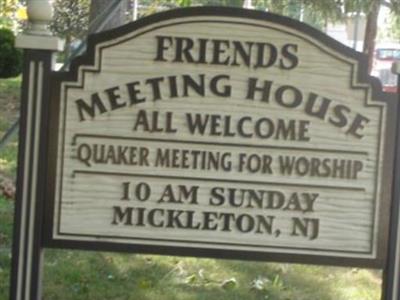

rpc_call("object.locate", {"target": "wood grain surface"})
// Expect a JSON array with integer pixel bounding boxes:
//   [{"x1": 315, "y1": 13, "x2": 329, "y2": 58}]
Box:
[{"x1": 51, "y1": 15, "x2": 388, "y2": 260}]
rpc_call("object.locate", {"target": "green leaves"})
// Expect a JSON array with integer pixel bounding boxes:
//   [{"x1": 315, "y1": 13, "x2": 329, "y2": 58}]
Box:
[
  {"x1": 177, "y1": 0, "x2": 192, "y2": 6},
  {"x1": 0, "y1": 0, "x2": 18, "y2": 19},
  {"x1": 0, "y1": 28, "x2": 21, "y2": 78},
  {"x1": 50, "y1": 0, "x2": 90, "y2": 40}
]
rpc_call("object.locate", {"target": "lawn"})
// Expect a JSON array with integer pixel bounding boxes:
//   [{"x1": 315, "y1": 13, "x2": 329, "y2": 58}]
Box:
[
  {"x1": 0, "y1": 76, "x2": 20, "y2": 179},
  {"x1": 0, "y1": 77, "x2": 382, "y2": 300}
]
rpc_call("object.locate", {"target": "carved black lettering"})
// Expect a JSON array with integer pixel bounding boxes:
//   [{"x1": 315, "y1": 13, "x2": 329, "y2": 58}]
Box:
[
  {"x1": 236, "y1": 214, "x2": 255, "y2": 233},
  {"x1": 155, "y1": 35, "x2": 173, "y2": 61},
  {"x1": 237, "y1": 116, "x2": 253, "y2": 138},
  {"x1": 168, "y1": 76, "x2": 179, "y2": 98},
  {"x1": 135, "y1": 207, "x2": 146, "y2": 226},
  {"x1": 135, "y1": 182, "x2": 151, "y2": 201},
  {"x1": 329, "y1": 104, "x2": 351, "y2": 128},
  {"x1": 126, "y1": 81, "x2": 146, "y2": 105},
  {"x1": 77, "y1": 143, "x2": 92, "y2": 167},
  {"x1": 174, "y1": 37, "x2": 195, "y2": 63},
  {"x1": 275, "y1": 85, "x2": 302, "y2": 108},
  {"x1": 183, "y1": 74, "x2": 205, "y2": 97},
  {"x1": 133, "y1": 109, "x2": 150, "y2": 131},
  {"x1": 209, "y1": 115, "x2": 222, "y2": 136},
  {"x1": 279, "y1": 156, "x2": 296, "y2": 175},
  {"x1": 105, "y1": 86, "x2": 125, "y2": 111},
  {"x1": 255, "y1": 42, "x2": 278, "y2": 69},
  {"x1": 298, "y1": 120, "x2": 310, "y2": 141},
  {"x1": 209, "y1": 187, "x2": 225, "y2": 206},
  {"x1": 163, "y1": 185, "x2": 199, "y2": 204},
  {"x1": 197, "y1": 38, "x2": 209, "y2": 63},
  {"x1": 275, "y1": 119, "x2": 296, "y2": 140},
  {"x1": 145, "y1": 77, "x2": 164, "y2": 101},
  {"x1": 202, "y1": 211, "x2": 219, "y2": 230},
  {"x1": 232, "y1": 41, "x2": 253, "y2": 67},
  {"x1": 148, "y1": 209, "x2": 165, "y2": 227},
  {"x1": 151, "y1": 111, "x2": 163, "y2": 132},
  {"x1": 291, "y1": 217, "x2": 319, "y2": 240},
  {"x1": 112, "y1": 206, "x2": 133, "y2": 225},
  {"x1": 280, "y1": 44, "x2": 298, "y2": 69},
  {"x1": 166, "y1": 209, "x2": 185, "y2": 228},
  {"x1": 186, "y1": 113, "x2": 209, "y2": 135},
  {"x1": 212, "y1": 39, "x2": 230, "y2": 65},
  {"x1": 209, "y1": 74, "x2": 231, "y2": 97},
  {"x1": 220, "y1": 213, "x2": 235, "y2": 231},
  {"x1": 223, "y1": 115, "x2": 235, "y2": 137},
  {"x1": 254, "y1": 118, "x2": 274, "y2": 139},
  {"x1": 246, "y1": 78, "x2": 272, "y2": 102},
  {"x1": 304, "y1": 93, "x2": 331, "y2": 119},
  {"x1": 121, "y1": 182, "x2": 130, "y2": 201},
  {"x1": 76, "y1": 93, "x2": 107, "y2": 121},
  {"x1": 255, "y1": 215, "x2": 274, "y2": 234},
  {"x1": 155, "y1": 148, "x2": 170, "y2": 167},
  {"x1": 347, "y1": 114, "x2": 370, "y2": 139},
  {"x1": 352, "y1": 160, "x2": 363, "y2": 179}
]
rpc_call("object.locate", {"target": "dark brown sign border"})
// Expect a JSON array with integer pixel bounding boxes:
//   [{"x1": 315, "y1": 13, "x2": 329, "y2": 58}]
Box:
[{"x1": 42, "y1": 7, "x2": 397, "y2": 269}]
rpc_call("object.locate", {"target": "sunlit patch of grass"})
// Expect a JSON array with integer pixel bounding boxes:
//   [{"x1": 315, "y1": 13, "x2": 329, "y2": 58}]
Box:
[
  {"x1": 0, "y1": 139, "x2": 18, "y2": 178},
  {"x1": 335, "y1": 268, "x2": 381, "y2": 300},
  {"x1": 0, "y1": 76, "x2": 21, "y2": 100}
]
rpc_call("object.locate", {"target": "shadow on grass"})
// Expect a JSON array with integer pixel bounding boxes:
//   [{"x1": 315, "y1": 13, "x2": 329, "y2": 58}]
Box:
[
  {"x1": 43, "y1": 251, "x2": 275, "y2": 300},
  {"x1": 43, "y1": 251, "x2": 186, "y2": 300},
  {"x1": 41, "y1": 250, "x2": 382, "y2": 300},
  {"x1": 0, "y1": 195, "x2": 14, "y2": 300}
]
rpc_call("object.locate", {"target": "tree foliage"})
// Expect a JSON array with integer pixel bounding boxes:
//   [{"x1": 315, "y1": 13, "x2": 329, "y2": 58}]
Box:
[
  {"x1": 251, "y1": 0, "x2": 343, "y2": 30},
  {"x1": 50, "y1": 0, "x2": 90, "y2": 58},
  {"x1": 251, "y1": 0, "x2": 399, "y2": 70},
  {"x1": 51, "y1": 0, "x2": 400, "y2": 70},
  {"x1": 342, "y1": 0, "x2": 400, "y2": 70},
  {"x1": 0, "y1": 0, "x2": 18, "y2": 28},
  {"x1": 138, "y1": 0, "x2": 242, "y2": 17},
  {"x1": 88, "y1": 0, "x2": 128, "y2": 34},
  {"x1": 0, "y1": 0, "x2": 17, "y2": 18},
  {"x1": 50, "y1": 0, "x2": 90, "y2": 39},
  {"x1": 387, "y1": 12, "x2": 400, "y2": 40},
  {"x1": 0, "y1": 28, "x2": 21, "y2": 78}
]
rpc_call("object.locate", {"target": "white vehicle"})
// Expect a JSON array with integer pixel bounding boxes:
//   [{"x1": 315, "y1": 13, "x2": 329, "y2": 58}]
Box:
[{"x1": 371, "y1": 43, "x2": 400, "y2": 93}]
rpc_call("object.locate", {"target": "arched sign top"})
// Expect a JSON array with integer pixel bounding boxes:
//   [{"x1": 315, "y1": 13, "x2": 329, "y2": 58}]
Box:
[
  {"x1": 63, "y1": 7, "x2": 385, "y2": 100},
  {"x1": 45, "y1": 7, "x2": 395, "y2": 269}
]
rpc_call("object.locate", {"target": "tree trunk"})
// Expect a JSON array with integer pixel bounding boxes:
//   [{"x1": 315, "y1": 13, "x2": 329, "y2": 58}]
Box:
[
  {"x1": 88, "y1": 0, "x2": 128, "y2": 34},
  {"x1": 363, "y1": 0, "x2": 380, "y2": 73},
  {"x1": 64, "y1": 34, "x2": 72, "y2": 62}
]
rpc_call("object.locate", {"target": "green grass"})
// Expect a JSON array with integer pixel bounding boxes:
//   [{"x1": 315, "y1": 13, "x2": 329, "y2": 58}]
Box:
[
  {"x1": 0, "y1": 76, "x2": 382, "y2": 300},
  {"x1": 0, "y1": 77, "x2": 20, "y2": 100},
  {"x1": 0, "y1": 77, "x2": 19, "y2": 300},
  {"x1": 0, "y1": 195, "x2": 14, "y2": 300},
  {"x1": 0, "y1": 139, "x2": 18, "y2": 178},
  {"x1": 0, "y1": 77, "x2": 20, "y2": 178},
  {"x1": 0, "y1": 229, "x2": 382, "y2": 300},
  {"x1": 0, "y1": 77, "x2": 20, "y2": 133}
]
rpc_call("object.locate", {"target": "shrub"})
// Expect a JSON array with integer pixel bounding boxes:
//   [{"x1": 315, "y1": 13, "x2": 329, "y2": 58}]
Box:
[{"x1": 0, "y1": 28, "x2": 22, "y2": 78}]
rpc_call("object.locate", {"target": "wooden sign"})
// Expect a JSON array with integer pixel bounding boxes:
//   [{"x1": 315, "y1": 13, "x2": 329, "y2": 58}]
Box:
[{"x1": 42, "y1": 8, "x2": 396, "y2": 268}]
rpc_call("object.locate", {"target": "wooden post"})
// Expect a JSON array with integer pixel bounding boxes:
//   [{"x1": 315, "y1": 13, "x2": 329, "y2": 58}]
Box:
[
  {"x1": 9, "y1": 0, "x2": 63, "y2": 299},
  {"x1": 382, "y1": 61, "x2": 400, "y2": 300}
]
